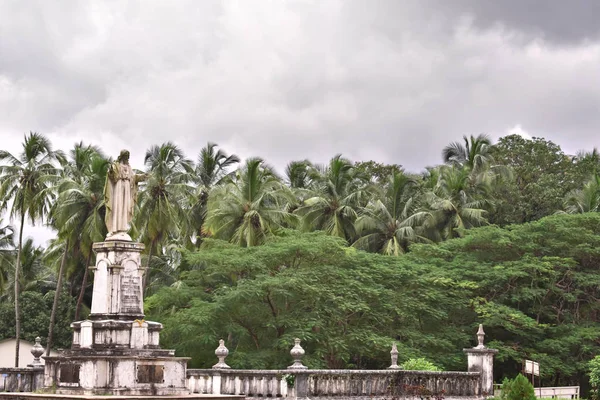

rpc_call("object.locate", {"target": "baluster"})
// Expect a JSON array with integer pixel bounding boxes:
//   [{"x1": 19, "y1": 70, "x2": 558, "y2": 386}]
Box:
[
  {"x1": 258, "y1": 375, "x2": 267, "y2": 397},
  {"x1": 266, "y1": 376, "x2": 273, "y2": 397},
  {"x1": 249, "y1": 376, "x2": 256, "y2": 397},
  {"x1": 25, "y1": 373, "x2": 32, "y2": 392},
  {"x1": 227, "y1": 375, "x2": 235, "y2": 394},
  {"x1": 242, "y1": 376, "x2": 249, "y2": 395},
  {"x1": 322, "y1": 375, "x2": 329, "y2": 396},
  {"x1": 7, "y1": 374, "x2": 17, "y2": 392},
  {"x1": 196, "y1": 375, "x2": 208, "y2": 394},
  {"x1": 261, "y1": 376, "x2": 267, "y2": 396},
  {"x1": 202, "y1": 375, "x2": 208, "y2": 394},
  {"x1": 208, "y1": 375, "x2": 214, "y2": 394},
  {"x1": 332, "y1": 376, "x2": 339, "y2": 395},
  {"x1": 221, "y1": 375, "x2": 228, "y2": 394},
  {"x1": 271, "y1": 376, "x2": 279, "y2": 397},
  {"x1": 275, "y1": 375, "x2": 283, "y2": 397},
  {"x1": 234, "y1": 376, "x2": 242, "y2": 395},
  {"x1": 201, "y1": 375, "x2": 207, "y2": 394},
  {"x1": 313, "y1": 375, "x2": 320, "y2": 396}
]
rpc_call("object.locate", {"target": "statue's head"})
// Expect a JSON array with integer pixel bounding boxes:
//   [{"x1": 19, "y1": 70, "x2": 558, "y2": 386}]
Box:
[{"x1": 117, "y1": 150, "x2": 130, "y2": 163}]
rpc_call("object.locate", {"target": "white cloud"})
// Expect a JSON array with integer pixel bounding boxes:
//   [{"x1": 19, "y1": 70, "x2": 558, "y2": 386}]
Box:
[{"x1": 507, "y1": 124, "x2": 532, "y2": 140}]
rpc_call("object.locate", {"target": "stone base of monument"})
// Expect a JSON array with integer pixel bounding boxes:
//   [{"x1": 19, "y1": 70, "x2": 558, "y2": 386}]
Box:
[
  {"x1": 42, "y1": 240, "x2": 191, "y2": 396},
  {"x1": 44, "y1": 348, "x2": 189, "y2": 395}
]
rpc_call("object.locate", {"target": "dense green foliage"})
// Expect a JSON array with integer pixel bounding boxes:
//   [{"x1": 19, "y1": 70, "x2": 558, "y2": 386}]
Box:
[
  {"x1": 0, "y1": 291, "x2": 74, "y2": 349},
  {"x1": 0, "y1": 132, "x2": 598, "y2": 388},
  {"x1": 401, "y1": 358, "x2": 441, "y2": 371},
  {"x1": 146, "y1": 213, "x2": 600, "y2": 388}
]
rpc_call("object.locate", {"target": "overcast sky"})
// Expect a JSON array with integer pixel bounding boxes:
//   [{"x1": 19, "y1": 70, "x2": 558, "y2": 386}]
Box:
[{"x1": 2, "y1": 0, "x2": 600, "y2": 243}]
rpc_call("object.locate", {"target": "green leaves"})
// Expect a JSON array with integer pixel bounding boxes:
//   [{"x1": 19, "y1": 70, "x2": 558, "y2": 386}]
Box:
[{"x1": 147, "y1": 213, "x2": 600, "y2": 388}]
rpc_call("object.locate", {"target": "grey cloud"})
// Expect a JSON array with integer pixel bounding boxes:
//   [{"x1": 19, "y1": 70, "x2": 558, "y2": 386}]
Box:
[
  {"x1": 426, "y1": 0, "x2": 600, "y2": 44},
  {"x1": 0, "y1": 0, "x2": 599, "y2": 180}
]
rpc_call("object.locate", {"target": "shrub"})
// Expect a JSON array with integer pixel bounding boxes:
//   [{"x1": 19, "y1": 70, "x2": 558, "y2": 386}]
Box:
[
  {"x1": 401, "y1": 358, "x2": 441, "y2": 371},
  {"x1": 500, "y1": 374, "x2": 536, "y2": 400}
]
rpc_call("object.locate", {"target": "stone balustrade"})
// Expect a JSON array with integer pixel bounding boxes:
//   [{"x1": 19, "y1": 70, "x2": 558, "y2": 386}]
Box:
[
  {"x1": 188, "y1": 369, "x2": 291, "y2": 397},
  {"x1": 187, "y1": 369, "x2": 482, "y2": 399},
  {"x1": 0, "y1": 328, "x2": 495, "y2": 399},
  {"x1": 0, "y1": 368, "x2": 44, "y2": 393}
]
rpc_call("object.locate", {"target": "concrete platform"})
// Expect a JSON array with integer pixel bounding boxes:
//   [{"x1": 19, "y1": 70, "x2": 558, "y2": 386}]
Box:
[{"x1": 0, "y1": 394, "x2": 242, "y2": 400}]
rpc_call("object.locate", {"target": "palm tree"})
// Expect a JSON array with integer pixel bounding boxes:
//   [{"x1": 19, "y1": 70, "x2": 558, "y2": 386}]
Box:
[
  {"x1": 424, "y1": 165, "x2": 490, "y2": 241},
  {"x1": 45, "y1": 144, "x2": 109, "y2": 354},
  {"x1": 188, "y1": 143, "x2": 239, "y2": 247},
  {"x1": 295, "y1": 155, "x2": 370, "y2": 242},
  {"x1": 354, "y1": 171, "x2": 431, "y2": 255},
  {"x1": 564, "y1": 174, "x2": 600, "y2": 213},
  {"x1": 283, "y1": 160, "x2": 316, "y2": 216},
  {"x1": 196, "y1": 142, "x2": 240, "y2": 188},
  {"x1": 0, "y1": 132, "x2": 62, "y2": 367},
  {"x1": 205, "y1": 158, "x2": 295, "y2": 247},
  {"x1": 20, "y1": 238, "x2": 51, "y2": 292},
  {"x1": 136, "y1": 143, "x2": 193, "y2": 291},
  {"x1": 285, "y1": 160, "x2": 314, "y2": 189},
  {"x1": 442, "y1": 134, "x2": 493, "y2": 172}
]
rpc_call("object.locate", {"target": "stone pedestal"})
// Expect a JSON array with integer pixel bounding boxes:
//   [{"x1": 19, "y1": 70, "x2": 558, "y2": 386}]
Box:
[
  {"x1": 463, "y1": 324, "x2": 498, "y2": 396},
  {"x1": 43, "y1": 239, "x2": 190, "y2": 396},
  {"x1": 90, "y1": 240, "x2": 146, "y2": 320}
]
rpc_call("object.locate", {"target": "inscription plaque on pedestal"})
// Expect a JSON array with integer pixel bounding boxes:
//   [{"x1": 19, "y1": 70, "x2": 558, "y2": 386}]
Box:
[
  {"x1": 137, "y1": 364, "x2": 164, "y2": 383},
  {"x1": 60, "y1": 363, "x2": 80, "y2": 384},
  {"x1": 121, "y1": 275, "x2": 142, "y2": 314}
]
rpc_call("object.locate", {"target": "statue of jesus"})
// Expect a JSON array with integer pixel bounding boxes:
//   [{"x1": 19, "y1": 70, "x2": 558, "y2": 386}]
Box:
[{"x1": 104, "y1": 150, "x2": 146, "y2": 240}]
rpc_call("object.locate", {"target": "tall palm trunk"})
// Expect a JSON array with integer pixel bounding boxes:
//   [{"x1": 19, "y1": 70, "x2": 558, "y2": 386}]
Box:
[
  {"x1": 74, "y1": 249, "x2": 93, "y2": 321},
  {"x1": 14, "y1": 212, "x2": 25, "y2": 367},
  {"x1": 142, "y1": 239, "x2": 155, "y2": 295},
  {"x1": 46, "y1": 239, "x2": 69, "y2": 356}
]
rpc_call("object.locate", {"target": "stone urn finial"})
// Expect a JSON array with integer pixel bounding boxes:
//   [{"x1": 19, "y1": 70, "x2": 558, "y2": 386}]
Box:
[
  {"x1": 30, "y1": 337, "x2": 44, "y2": 366},
  {"x1": 288, "y1": 338, "x2": 308, "y2": 369},
  {"x1": 388, "y1": 342, "x2": 401, "y2": 369},
  {"x1": 476, "y1": 324, "x2": 486, "y2": 349},
  {"x1": 212, "y1": 339, "x2": 231, "y2": 369}
]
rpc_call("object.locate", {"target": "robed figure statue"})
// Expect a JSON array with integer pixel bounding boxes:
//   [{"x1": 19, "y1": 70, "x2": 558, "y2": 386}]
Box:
[{"x1": 104, "y1": 150, "x2": 146, "y2": 240}]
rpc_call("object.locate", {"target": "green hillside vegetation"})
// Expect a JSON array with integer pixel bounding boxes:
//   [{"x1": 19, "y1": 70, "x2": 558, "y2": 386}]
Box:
[{"x1": 0, "y1": 132, "x2": 598, "y2": 389}]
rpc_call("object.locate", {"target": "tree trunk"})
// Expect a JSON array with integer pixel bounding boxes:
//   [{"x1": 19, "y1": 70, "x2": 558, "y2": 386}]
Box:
[
  {"x1": 74, "y1": 249, "x2": 93, "y2": 321},
  {"x1": 46, "y1": 239, "x2": 69, "y2": 356},
  {"x1": 142, "y1": 240, "x2": 155, "y2": 295},
  {"x1": 14, "y1": 212, "x2": 25, "y2": 367}
]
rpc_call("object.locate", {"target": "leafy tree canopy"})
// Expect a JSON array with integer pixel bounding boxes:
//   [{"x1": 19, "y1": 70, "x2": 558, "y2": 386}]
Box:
[{"x1": 147, "y1": 213, "x2": 600, "y2": 388}]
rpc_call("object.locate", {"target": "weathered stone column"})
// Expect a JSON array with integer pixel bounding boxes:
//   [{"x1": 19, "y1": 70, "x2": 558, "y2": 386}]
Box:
[{"x1": 463, "y1": 324, "x2": 498, "y2": 396}]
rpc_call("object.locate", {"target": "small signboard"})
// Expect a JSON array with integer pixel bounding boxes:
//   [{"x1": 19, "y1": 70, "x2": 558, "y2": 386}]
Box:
[{"x1": 524, "y1": 360, "x2": 540, "y2": 376}]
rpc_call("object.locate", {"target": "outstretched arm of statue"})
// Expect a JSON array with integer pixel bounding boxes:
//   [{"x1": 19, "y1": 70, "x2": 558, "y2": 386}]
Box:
[{"x1": 134, "y1": 172, "x2": 149, "y2": 183}]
